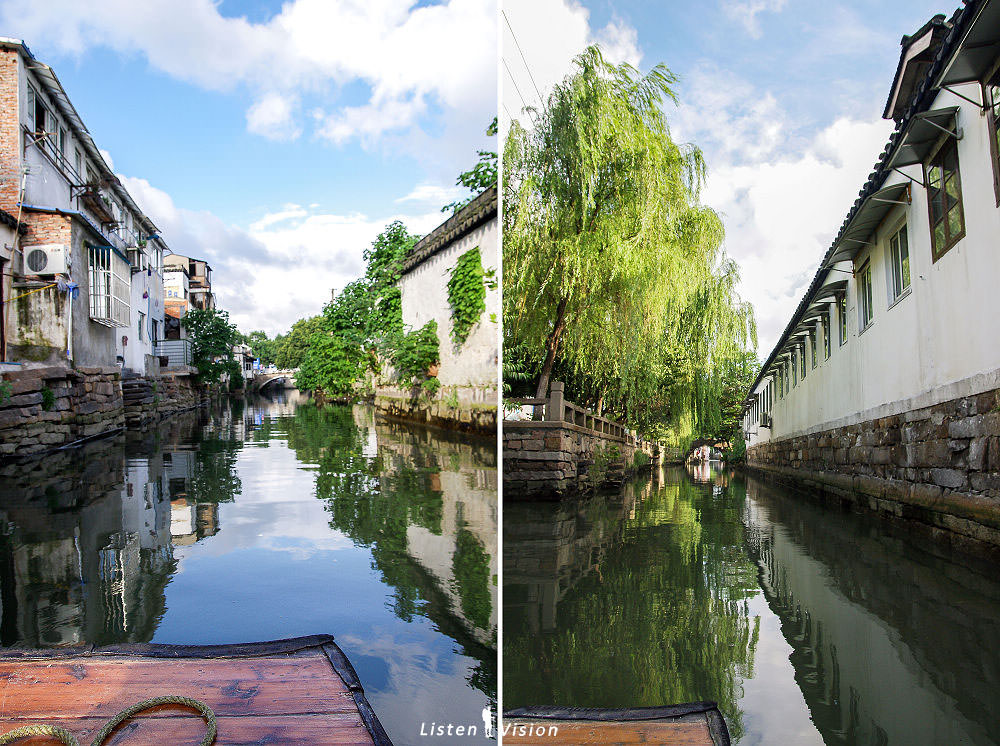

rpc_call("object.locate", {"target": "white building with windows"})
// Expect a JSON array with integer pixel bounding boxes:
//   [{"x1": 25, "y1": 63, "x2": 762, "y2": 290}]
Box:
[
  {"x1": 0, "y1": 37, "x2": 167, "y2": 370},
  {"x1": 741, "y1": 2, "x2": 1000, "y2": 546}
]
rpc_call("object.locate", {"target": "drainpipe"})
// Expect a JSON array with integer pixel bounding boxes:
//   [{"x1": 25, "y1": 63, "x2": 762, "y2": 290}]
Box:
[{"x1": 66, "y1": 281, "x2": 72, "y2": 362}]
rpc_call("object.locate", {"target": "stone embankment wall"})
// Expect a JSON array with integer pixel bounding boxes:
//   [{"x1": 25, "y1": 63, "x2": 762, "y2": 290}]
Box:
[
  {"x1": 746, "y1": 387, "x2": 1000, "y2": 551},
  {"x1": 504, "y1": 422, "x2": 658, "y2": 497},
  {"x1": 0, "y1": 366, "x2": 124, "y2": 458},
  {"x1": 1, "y1": 365, "x2": 205, "y2": 460},
  {"x1": 373, "y1": 384, "x2": 496, "y2": 434}
]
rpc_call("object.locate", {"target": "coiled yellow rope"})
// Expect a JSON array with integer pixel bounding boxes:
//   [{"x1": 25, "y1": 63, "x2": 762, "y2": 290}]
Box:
[{"x1": 0, "y1": 695, "x2": 217, "y2": 745}]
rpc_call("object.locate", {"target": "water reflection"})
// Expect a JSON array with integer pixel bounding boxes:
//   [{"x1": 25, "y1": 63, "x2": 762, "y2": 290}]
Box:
[
  {"x1": 0, "y1": 394, "x2": 497, "y2": 745},
  {"x1": 504, "y1": 466, "x2": 1000, "y2": 745}
]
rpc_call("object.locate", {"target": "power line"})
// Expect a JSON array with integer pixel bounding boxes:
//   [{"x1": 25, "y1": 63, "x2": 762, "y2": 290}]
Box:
[
  {"x1": 502, "y1": 10, "x2": 545, "y2": 107},
  {"x1": 502, "y1": 58, "x2": 530, "y2": 115}
]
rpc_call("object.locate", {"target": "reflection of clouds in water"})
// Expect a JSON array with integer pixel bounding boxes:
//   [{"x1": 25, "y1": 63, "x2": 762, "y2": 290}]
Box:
[{"x1": 339, "y1": 629, "x2": 490, "y2": 743}]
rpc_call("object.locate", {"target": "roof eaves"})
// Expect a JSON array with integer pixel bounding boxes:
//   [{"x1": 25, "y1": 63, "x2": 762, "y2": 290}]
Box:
[{"x1": 743, "y1": 1, "x2": 978, "y2": 412}]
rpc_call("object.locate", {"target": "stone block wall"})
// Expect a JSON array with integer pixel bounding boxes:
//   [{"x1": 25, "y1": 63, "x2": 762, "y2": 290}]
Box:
[
  {"x1": 746, "y1": 386, "x2": 1000, "y2": 550},
  {"x1": 373, "y1": 384, "x2": 496, "y2": 434},
  {"x1": 0, "y1": 365, "x2": 123, "y2": 458},
  {"x1": 504, "y1": 421, "x2": 658, "y2": 497}
]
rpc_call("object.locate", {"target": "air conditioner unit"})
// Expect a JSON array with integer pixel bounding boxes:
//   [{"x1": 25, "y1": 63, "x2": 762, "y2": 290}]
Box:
[
  {"x1": 23, "y1": 244, "x2": 69, "y2": 276},
  {"x1": 127, "y1": 248, "x2": 143, "y2": 272}
]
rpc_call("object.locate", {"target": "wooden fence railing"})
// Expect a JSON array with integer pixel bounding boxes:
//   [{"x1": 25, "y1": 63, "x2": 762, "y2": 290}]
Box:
[{"x1": 505, "y1": 381, "x2": 656, "y2": 451}]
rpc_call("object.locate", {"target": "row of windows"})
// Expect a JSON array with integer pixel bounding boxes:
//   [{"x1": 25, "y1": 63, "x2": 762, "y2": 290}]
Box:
[
  {"x1": 26, "y1": 82, "x2": 154, "y2": 254},
  {"x1": 747, "y1": 74, "x2": 1000, "y2": 437}
]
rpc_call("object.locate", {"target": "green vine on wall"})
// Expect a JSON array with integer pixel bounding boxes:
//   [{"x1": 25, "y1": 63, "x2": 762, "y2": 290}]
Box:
[
  {"x1": 447, "y1": 247, "x2": 493, "y2": 346},
  {"x1": 389, "y1": 320, "x2": 440, "y2": 396}
]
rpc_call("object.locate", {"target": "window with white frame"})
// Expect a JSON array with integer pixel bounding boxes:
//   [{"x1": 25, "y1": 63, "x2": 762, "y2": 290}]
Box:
[
  {"x1": 137, "y1": 310, "x2": 146, "y2": 341},
  {"x1": 987, "y1": 79, "x2": 1000, "y2": 205},
  {"x1": 799, "y1": 342, "x2": 807, "y2": 379},
  {"x1": 809, "y1": 329, "x2": 817, "y2": 369},
  {"x1": 858, "y1": 260, "x2": 874, "y2": 331},
  {"x1": 792, "y1": 349, "x2": 798, "y2": 386},
  {"x1": 822, "y1": 312, "x2": 831, "y2": 360},
  {"x1": 88, "y1": 246, "x2": 130, "y2": 327},
  {"x1": 888, "y1": 224, "x2": 910, "y2": 303},
  {"x1": 838, "y1": 294, "x2": 848, "y2": 345}
]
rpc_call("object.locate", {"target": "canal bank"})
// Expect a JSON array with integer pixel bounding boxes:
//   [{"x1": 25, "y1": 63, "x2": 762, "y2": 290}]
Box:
[
  {"x1": 0, "y1": 363, "x2": 209, "y2": 460},
  {"x1": 503, "y1": 464, "x2": 1000, "y2": 744},
  {"x1": 0, "y1": 393, "x2": 496, "y2": 745}
]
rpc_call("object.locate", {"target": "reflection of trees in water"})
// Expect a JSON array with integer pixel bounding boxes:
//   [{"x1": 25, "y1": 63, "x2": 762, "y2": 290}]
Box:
[
  {"x1": 504, "y1": 471, "x2": 759, "y2": 741},
  {"x1": 453, "y1": 529, "x2": 491, "y2": 631},
  {"x1": 276, "y1": 403, "x2": 497, "y2": 703}
]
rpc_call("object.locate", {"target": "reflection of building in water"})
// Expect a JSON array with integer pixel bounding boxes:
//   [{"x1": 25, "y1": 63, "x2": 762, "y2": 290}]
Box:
[
  {"x1": 163, "y1": 449, "x2": 221, "y2": 545},
  {"x1": 503, "y1": 480, "x2": 649, "y2": 634},
  {"x1": 0, "y1": 438, "x2": 175, "y2": 647},
  {"x1": 743, "y1": 477, "x2": 1000, "y2": 745},
  {"x1": 368, "y1": 412, "x2": 498, "y2": 646}
]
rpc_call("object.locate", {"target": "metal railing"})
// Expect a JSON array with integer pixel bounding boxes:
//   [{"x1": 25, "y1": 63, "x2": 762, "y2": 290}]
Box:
[{"x1": 154, "y1": 339, "x2": 191, "y2": 369}]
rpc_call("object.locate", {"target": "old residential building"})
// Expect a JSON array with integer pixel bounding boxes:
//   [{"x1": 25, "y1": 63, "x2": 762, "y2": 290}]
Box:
[
  {"x1": 741, "y1": 1, "x2": 1000, "y2": 548},
  {"x1": 164, "y1": 254, "x2": 215, "y2": 311},
  {"x1": 0, "y1": 37, "x2": 167, "y2": 371}
]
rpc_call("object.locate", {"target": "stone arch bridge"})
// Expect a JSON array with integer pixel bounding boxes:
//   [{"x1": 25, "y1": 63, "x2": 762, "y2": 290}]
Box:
[{"x1": 250, "y1": 370, "x2": 298, "y2": 393}]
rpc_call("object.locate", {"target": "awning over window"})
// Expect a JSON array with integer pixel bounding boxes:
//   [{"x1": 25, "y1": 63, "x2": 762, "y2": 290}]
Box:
[
  {"x1": 887, "y1": 108, "x2": 961, "y2": 169},
  {"x1": 826, "y1": 183, "x2": 911, "y2": 265},
  {"x1": 936, "y1": 0, "x2": 1000, "y2": 88},
  {"x1": 813, "y1": 275, "x2": 849, "y2": 304}
]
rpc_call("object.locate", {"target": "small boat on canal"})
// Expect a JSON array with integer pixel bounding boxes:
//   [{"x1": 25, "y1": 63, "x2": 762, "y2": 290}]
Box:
[
  {"x1": 0, "y1": 634, "x2": 391, "y2": 745},
  {"x1": 503, "y1": 703, "x2": 730, "y2": 745}
]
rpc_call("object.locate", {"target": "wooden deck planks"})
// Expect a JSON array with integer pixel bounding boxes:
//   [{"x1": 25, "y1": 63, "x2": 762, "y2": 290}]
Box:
[
  {"x1": 0, "y1": 637, "x2": 387, "y2": 745},
  {"x1": 504, "y1": 716, "x2": 713, "y2": 745}
]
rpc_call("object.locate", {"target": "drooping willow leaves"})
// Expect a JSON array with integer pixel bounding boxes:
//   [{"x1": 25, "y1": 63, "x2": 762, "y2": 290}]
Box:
[{"x1": 503, "y1": 46, "x2": 756, "y2": 445}]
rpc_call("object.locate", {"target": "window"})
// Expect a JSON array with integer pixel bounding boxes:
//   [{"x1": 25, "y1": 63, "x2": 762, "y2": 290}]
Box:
[
  {"x1": 809, "y1": 329, "x2": 817, "y2": 369},
  {"x1": 858, "y1": 260, "x2": 874, "y2": 332},
  {"x1": 778, "y1": 366, "x2": 783, "y2": 399},
  {"x1": 986, "y1": 81, "x2": 1000, "y2": 205},
  {"x1": 792, "y1": 349, "x2": 798, "y2": 386},
  {"x1": 26, "y1": 86, "x2": 35, "y2": 132},
  {"x1": 88, "y1": 246, "x2": 130, "y2": 327},
  {"x1": 924, "y1": 138, "x2": 965, "y2": 260},
  {"x1": 137, "y1": 311, "x2": 146, "y2": 341},
  {"x1": 786, "y1": 359, "x2": 791, "y2": 391},
  {"x1": 74, "y1": 148, "x2": 82, "y2": 179},
  {"x1": 152, "y1": 319, "x2": 161, "y2": 342},
  {"x1": 838, "y1": 294, "x2": 848, "y2": 345},
  {"x1": 888, "y1": 224, "x2": 910, "y2": 303},
  {"x1": 822, "y1": 313, "x2": 831, "y2": 360},
  {"x1": 799, "y1": 342, "x2": 806, "y2": 379},
  {"x1": 58, "y1": 127, "x2": 67, "y2": 157}
]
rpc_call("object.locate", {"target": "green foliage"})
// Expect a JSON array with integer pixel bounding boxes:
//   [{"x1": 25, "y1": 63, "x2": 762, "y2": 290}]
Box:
[
  {"x1": 275, "y1": 315, "x2": 328, "y2": 370},
  {"x1": 388, "y1": 321, "x2": 440, "y2": 396},
  {"x1": 40, "y1": 386, "x2": 54, "y2": 411},
  {"x1": 245, "y1": 330, "x2": 280, "y2": 367},
  {"x1": 295, "y1": 333, "x2": 366, "y2": 399},
  {"x1": 633, "y1": 451, "x2": 650, "y2": 468},
  {"x1": 0, "y1": 380, "x2": 11, "y2": 405},
  {"x1": 452, "y1": 529, "x2": 492, "y2": 630},
  {"x1": 181, "y1": 308, "x2": 242, "y2": 384},
  {"x1": 443, "y1": 118, "x2": 498, "y2": 214},
  {"x1": 503, "y1": 45, "x2": 755, "y2": 441},
  {"x1": 447, "y1": 247, "x2": 488, "y2": 346}
]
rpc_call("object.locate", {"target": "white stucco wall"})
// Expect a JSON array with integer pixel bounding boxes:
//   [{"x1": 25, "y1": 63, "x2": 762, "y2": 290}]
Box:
[
  {"x1": 398, "y1": 216, "x2": 498, "y2": 388},
  {"x1": 746, "y1": 82, "x2": 1000, "y2": 446}
]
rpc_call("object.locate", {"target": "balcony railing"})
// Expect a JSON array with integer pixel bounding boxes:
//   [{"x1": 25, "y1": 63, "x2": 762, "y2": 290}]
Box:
[{"x1": 154, "y1": 339, "x2": 192, "y2": 370}]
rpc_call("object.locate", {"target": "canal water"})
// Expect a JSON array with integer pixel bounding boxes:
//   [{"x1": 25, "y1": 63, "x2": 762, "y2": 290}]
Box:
[
  {"x1": 0, "y1": 393, "x2": 497, "y2": 746},
  {"x1": 504, "y1": 464, "x2": 1000, "y2": 745}
]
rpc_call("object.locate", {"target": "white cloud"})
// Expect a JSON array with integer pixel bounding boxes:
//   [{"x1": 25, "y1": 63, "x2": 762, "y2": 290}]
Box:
[
  {"x1": 122, "y1": 175, "x2": 445, "y2": 337},
  {"x1": 722, "y1": 0, "x2": 788, "y2": 39},
  {"x1": 0, "y1": 0, "x2": 496, "y2": 146},
  {"x1": 396, "y1": 183, "x2": 466, "y2": 207},
  {"x1": 502, "y1": 0, "x2": 642, "y2": 121},
  {"x1": 246, "y1": 92, "x2": 301, "y2": 141},
  {"x1": 98, "y1": 148, "x2": 114, "y2": 171}
]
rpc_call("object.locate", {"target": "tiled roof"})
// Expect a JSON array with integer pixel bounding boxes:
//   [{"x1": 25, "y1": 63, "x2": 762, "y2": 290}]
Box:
[{"x1": 401, "y1": 187, "x2": 497, "y2": 275}]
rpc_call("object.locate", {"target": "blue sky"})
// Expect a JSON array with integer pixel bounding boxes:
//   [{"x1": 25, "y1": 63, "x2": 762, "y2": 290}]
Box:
[
  {"x1": 503, "y1": 0, "x2": 949, "y2": 358},
  {"x1": 1, "y1": 0, "x2": 496, "y2": 334}
]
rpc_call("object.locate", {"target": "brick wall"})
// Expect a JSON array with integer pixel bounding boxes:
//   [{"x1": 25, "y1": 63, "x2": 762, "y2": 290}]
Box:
[
  {"x1": 0, "y1": 48, "x2": 21, "y2": 213},
  {"x1": 746, "y1": 386, "x2": 1000, "y2": 549}
]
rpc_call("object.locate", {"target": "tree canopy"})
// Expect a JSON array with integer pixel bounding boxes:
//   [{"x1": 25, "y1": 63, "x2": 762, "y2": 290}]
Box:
[
  {"x1": 182, "y1": 308, "x2": 242, "y2": 385},
  {"x1": 503, "y1": 46, "x2": 755, "y2": 446}
]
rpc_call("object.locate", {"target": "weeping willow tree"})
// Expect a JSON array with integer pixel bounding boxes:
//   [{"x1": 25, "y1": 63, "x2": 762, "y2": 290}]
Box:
[{"x1": 504, "y1": 46, "x2": 755, "y2": 443}]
